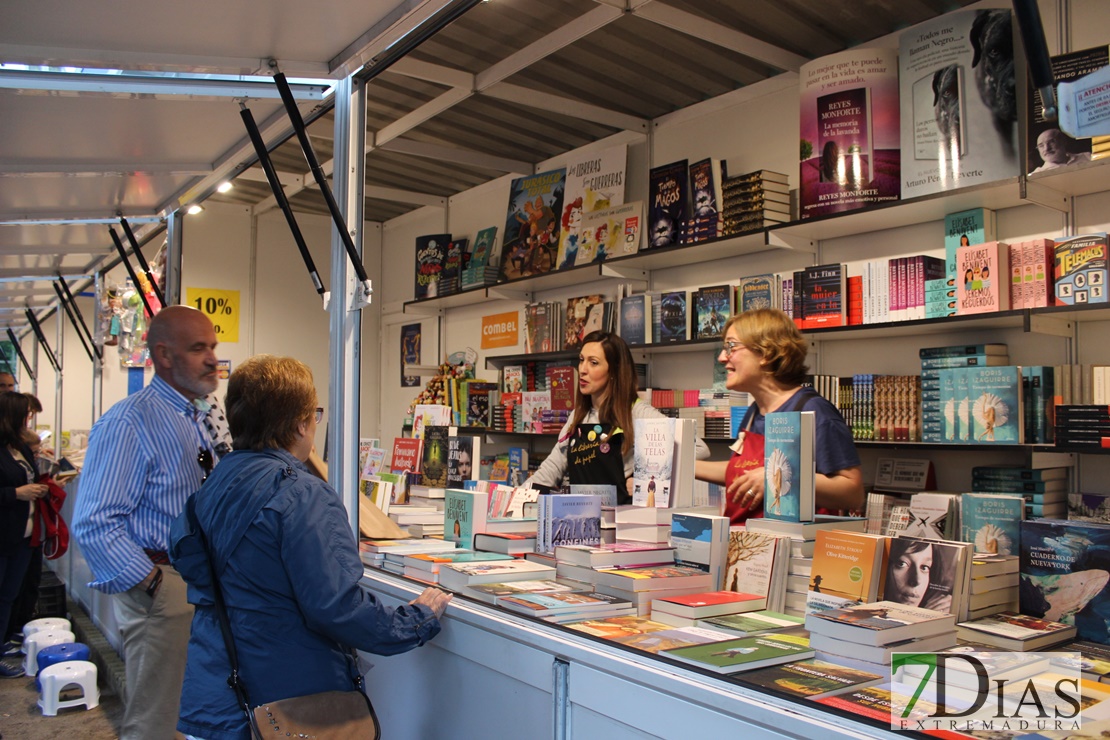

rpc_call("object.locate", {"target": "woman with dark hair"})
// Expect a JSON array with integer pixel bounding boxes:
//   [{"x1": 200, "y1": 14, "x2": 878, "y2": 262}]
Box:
[
  {"x1": 170, "y1": 355, "x2": 450, "y2": 738},
  {"x1": 885, "y1": 538, "x2": 955, "y2": 613},
  {"x1": 695, "y1": 309, "x2": 863, "y2": 524},
  {"x1": 526, "y1": 331, "x2": 707, "y2": 503},
  {"x1": 0, "y1": 391, "x2": 47, "y2": 677}
]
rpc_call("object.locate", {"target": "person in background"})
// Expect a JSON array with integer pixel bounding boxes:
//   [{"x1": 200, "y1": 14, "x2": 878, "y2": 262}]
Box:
[
  {"x1": 73, "y1": 305, "x2": 229, "y2": 739},
  {"x1": 171, "y1": 354, "x2": 451, "y2": 739},
  {"x1": 3, "y1": 424, "x2": 45, "y2": 659},
  {"x1": 695, "y1": 309, "x2": 863, "y2": 524},
  {"x1": 0, "y1": 392, "x2": 47, "y2": 677},
  {"x1": 525, "y1": 331, "x2": 708, "y2": 503},
  {"x1": 0, "y1": 374, "x2": 14, "y2": 393}
]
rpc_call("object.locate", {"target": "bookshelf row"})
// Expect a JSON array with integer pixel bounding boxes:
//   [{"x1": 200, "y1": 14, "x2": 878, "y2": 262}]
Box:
[{"x1": 404, "y1": 163, "x2": 1110, "y2": 315}]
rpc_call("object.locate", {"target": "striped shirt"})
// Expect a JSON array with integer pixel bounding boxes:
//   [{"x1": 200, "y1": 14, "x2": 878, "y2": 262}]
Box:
[{"x1": 74, "y1": 375, "x2": 224, "y2": 594}]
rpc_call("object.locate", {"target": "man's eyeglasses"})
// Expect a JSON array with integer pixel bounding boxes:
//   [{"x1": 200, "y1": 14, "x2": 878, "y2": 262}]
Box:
[
  {"x1": 720, "y1": 340, "x2": 746, "y2": 356},
  {"x1": 314, "y1": 407, "x2": 324, "y2": 424},
  {"x1": 197, "y1": 446, "x2": 213, "y2": 482}
]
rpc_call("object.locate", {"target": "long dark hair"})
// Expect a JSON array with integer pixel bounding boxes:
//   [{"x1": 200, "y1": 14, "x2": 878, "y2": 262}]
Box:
[
  {"x1": 569, "y1": 331, "x2": 638, "y2": 455},
  {"x1": 0, "y1": 391, "x2": 31, "y2": 447}
]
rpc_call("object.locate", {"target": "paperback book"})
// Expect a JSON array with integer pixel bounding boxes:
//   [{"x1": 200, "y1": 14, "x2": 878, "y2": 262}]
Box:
[
  {"x1": 413, "y1": 233, "x2": 451, "y2": 299},
  {"x1": 631, "y1": 417, "x2": 676, "y2": 508},
  {"x1": 738, "y1": 658, "x2": 884, "y2": 700},
  {"x1": 693, "y1": 285, "x2": 731, "y2": 340},
  {"x1": 556, "y1": 143, "x2": 628, "y2": 270},
  {"x1": 671, "y1": 512, "x2": 729, "y2": 590},
  {"x1": 658, "y1": 291, "x2": 689, "y2": 343},
  {"x1": 762, "y1": 411, "x2": 816, "y2": 522},
  {"x1": 736, "y1": 274, "x2": 777, "y2": 312},
  {"x1": 661, "y1": 633, "x2": 814, "y2": 674},
  {"x1": 647, "y1": 160, "x2": 688, "y2": 250},
  {"x1": 1020, "y1": 519, "x2": 1110, "y2": 643},
  {"x1": 419, "y1": 425, "x2": 449, "y2": 488},
  {"x1": 499, "y1": 168, "x2": 567, "y2": 281}
]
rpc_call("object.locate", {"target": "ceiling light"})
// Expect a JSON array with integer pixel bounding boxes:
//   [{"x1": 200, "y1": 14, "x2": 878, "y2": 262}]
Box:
[
  {"x1": 186, "y1": 204, "x2": 204, "y2": 215},
  {"x1": 216, "y1": 181, "x2": 233, "y2": 194}
]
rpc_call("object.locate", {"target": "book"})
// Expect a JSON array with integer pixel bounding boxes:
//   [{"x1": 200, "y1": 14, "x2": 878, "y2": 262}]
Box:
[
  {"x1": 881, "y1": 537, "x2": 966, "y2": 615},
  {"x1": 692, "y1": 284, "x2": 731, "y2": 340},
  {"x1": 956, "y1": 241, "x2": 1011, "y2": 314},
  {"x1": 556, "y1": 143, "x2": 628, "y2": 270},
  {"x1": 739, "y1": 658, "x2": 885, "y2": 700},
  {"x1": 446, "y1": 434, "x2": 480, "y2": 489},
  {"x1": 413, "y1": 233, "x2": 450, "y2": 299},
  {"x1": 631, "y1": 417, "x2": 675, "y2": 507},
  {"x1": 496, "y1": 590, "x2": 631, "y2": 617},
  {"x1": 955, "y1": 611, "x2": 1077, "y2": 650},
  {"x1": 898, "y1": 8, "x2": 1019, "y2": 199},
  {"x1": 647, "y1": 160, "x2": 688, "y2": 250},
  {"x1": 725, "y1": 530, "x2": 789, "y2": 605},
  {"x1": 688, "y1": 157, "x2": 724, "y2": 225},
  {"x1": 805, "y1": 601, "x2": 957, "y2": 646},
  {"x1": 762, "y1": 410, "x2": 815, "y2": 522},
  {"x1": 473, "y1": 532, "x2": 537, "y2": 555},
  {"x1": 920, "y1": 343, "x2": 1007, "y2": 358},
  {"x1": 547, "y1": 493, "x2": 602, "y2": 549},
  {"x1": 619, "y1": 294, "x2": 650, "y2": 346},
  {"x1": 611, "y1": 626, "x2": 735, "y2": 654},
  {"x1": 411, "y1": 404, "x2": 452, "y2": 440},
  {"x1": 578, "y1": 201, "x2": 643, "y2": 264},
  {"x1": 469, "y1": 226, "x2": 498, "y2": 269},
  {"x1": 736, "y1": 274, "x2": 777, "y2": 312},
  {"x1": 443, "y1": 488, "x2": 489, "y2": 550},
  {"x1": 499, "y1": 167, "x2": 566, "y2": 281},
  {"x1": 1054, "y1": 233, "x2": 1109, "y2": 305},
  {"x1": 798, "y1": 47, "x2": 900, "y2": 219},
  {"x1": 565, "y1": 294, "x2": 604, "y2": 349},
  {"x1": 419, "y1": 425, "x2": 449, "y2": 487},
  {"x1": 463, "y1": 381, "x2": 499, "y2": 427},
  {"x1": 651, "y1": 591, "x2": 767, "y2": 619},
  {"x1": 1021, "y1": 519, "x2": 1110, "y2": 643},
  {"x1": 699, "y1": 610, "x2": 805, "y2": 636},
  {"x1": 587, "y1": 565, "x2": 714, "y2": 593},
  {"x1": 806, "y1": 530, "x2": 887, "y2": 612},
  {"x1": 661, "y1": 632, "x2": 814, "y2": 674},
  {"x1": 902, "y1": 492, "x2": 957, "y2": 539},
  {"x1": 960, "y1": 493, "x2": 1023, "y2": 556},
  {"x1": 799, "y1": 263, "x2": 846, "y2": 328},
  {"x1": 464, "y1": 579, "x2": 579, "y2": 605},
  {"x1": 967, "y1": 365, "x2": 1023, "y2": 443},
  {"x1": 1027, "y1": 46, "x2": 1108, "y2": 175},
  {"x1": 657, "y1": 290, "x2": 689, "y2": 343},
  {"x1": 438, "y1": 559, "x2": 556, "y2": 592},
  {"x1": 554, "y1": 542, "x2": 674, "y2": 569},
  {"x1": 564, "y1": 616, "x2": 672, "y2": 639},
  {"x1": 670, "y1": 512, "x2": 729, "y2": 591}
]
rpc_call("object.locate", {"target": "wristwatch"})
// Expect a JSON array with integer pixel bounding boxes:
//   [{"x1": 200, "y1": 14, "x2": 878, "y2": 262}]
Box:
[{"x1": 144, "y1": 567, "x2": 163, "y2": 598}]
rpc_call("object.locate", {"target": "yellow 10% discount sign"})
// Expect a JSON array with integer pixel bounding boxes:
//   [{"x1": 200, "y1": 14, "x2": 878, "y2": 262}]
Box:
[{"x1": 185, "y1": 288, "x2": 240, "y2": 343}]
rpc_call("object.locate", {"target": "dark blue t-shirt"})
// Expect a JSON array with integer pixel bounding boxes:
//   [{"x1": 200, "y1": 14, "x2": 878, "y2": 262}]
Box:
[{"x1": 739, "y1": 387, "x2": 860, "y2": 475}]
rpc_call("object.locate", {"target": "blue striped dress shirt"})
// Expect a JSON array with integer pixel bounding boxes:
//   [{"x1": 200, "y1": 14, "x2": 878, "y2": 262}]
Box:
[{"x1": 74, "y1": 375, "x2": 220, "y2": 594}]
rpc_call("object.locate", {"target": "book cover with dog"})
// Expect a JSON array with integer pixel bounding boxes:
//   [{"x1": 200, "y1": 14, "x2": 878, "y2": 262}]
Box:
[
  {"x1": 899, "y1": 7, "x2": 1019, "y2": 199},
  {"x1": 799, "y1": 47, "x2": 900, "y2": 219}
]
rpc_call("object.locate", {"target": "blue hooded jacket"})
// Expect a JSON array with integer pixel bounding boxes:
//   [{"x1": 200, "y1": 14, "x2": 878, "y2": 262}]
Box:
[{"x1": 170, "y1": 447, "x2": 440, "y2": 740}]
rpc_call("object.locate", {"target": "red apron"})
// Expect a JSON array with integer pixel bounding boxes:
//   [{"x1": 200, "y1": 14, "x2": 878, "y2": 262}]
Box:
[{"x1": 723, "y1": 426, "x2": 764, "y2": 525}]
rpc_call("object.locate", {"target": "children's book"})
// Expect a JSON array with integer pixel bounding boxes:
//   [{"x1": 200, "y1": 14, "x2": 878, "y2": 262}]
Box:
[
  {"x1": 647, "y1": 160, "x2": 688, "y2": 250},
  {"x1": 693, "y1": 284, "x2": 732, "y2": 340},
  {"x1": 414, "y1": 233, "x2": 450, "y2": 299},
  {"x1": 499, "y1": 168, "x2": 567, "y2": 281},
  {"x1": 1054, "y1": 233, "x2": 1109, "y2": 305}
]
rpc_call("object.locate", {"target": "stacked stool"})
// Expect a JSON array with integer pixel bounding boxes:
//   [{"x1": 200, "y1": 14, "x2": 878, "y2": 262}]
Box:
[
  {"x1": 38, "y1": 660, "x2": 100, "y2": 716},
  {"x1": 34, "y1": 642, "x2": 91, "y2": 689},
  {"x1": 23, "y1": 629, "x2": 75, "y2": 676},
  {"x1": 20, "y1": 617, "x2": 71, "y2": 646}
]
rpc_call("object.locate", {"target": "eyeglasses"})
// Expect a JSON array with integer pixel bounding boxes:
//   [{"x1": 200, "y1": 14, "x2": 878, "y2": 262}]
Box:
[
  {"x1": 197, "y1": 446, "x2": 213, "y2": 482},
  {"x1": 314, "y1": 407, "x2": 324, "y2": 424},
  {"x1": 720, "y1": 340, "x2": 746, "y2": 356}
]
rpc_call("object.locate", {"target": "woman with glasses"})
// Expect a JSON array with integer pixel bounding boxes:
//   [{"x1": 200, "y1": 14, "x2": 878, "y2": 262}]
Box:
[
  {"x1": 169, "y1": 355, "x2": 450, "y2": 739},
  {"x1": 695, "y1": 309, "x2": 863, "y2": 524},
  {"x1": 526, "y1": 331, "x2": 708, "y2": 504}
]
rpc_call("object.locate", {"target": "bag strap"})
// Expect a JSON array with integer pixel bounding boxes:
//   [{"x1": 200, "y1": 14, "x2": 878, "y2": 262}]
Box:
[{"x1": 185, "y1": 495, "x2": 266, "y2": 740}]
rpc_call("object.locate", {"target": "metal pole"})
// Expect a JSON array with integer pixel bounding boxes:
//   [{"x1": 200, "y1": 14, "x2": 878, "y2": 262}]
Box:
[
  {"x1": 7, "y1": 329, "x2": 35, "y2": 382},
  {"x1": 119, "y1": 217, "x2": 166, "y2": 307},
  {"x1": 53, "y1": 306, "x2": 63, "y2": 461},
  {"x1": 24, "y1": 310, "x2": 59, "y2": 373},
  {"x1": 108, "y1": 227, "x2": 156, "y2": 318},
  {"x1": 56, "y1": 275, "x2": 101, "y2": 359},
  {"x1": 91, "y1": 273, "x2": 104, "y2": 421},
  {"x1": 52, "y1": 281, "x2": 95, "y2": 363},
  {"x1": 164, "y1": 211, "x2": 184, "y2": 306}
]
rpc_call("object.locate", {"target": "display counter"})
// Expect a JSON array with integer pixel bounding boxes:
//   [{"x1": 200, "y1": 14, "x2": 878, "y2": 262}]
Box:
[{"x1": 359, "y1": 567, "x2": 907, "y2": 740}]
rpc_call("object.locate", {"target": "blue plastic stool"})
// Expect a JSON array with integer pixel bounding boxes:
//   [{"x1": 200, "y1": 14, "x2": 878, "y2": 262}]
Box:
[{"x1": 34, "y1": 642, "x2": 90, "y2": 690}]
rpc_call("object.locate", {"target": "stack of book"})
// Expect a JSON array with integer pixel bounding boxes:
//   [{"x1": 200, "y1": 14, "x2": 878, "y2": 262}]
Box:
[
  {"x1": 358, "y1": 538, "x2": 457, "y2": 569},
  {"x1": 387, "y1": 505, "x2": 443, "y2": 537},
  {"x1": 972, "y1": 465, "x2": 1067, "y2": 519},
  {"x1": 696, "y1": 609, "x2": 804, "y2": 637},
  {"x1": 615, "y1": 506, "x2": 672, "y2": 544},
  {"x1": 805, "y1": 601, "x2": 958, "y2": 672},
  {"x1": 955, "y1": 611, "x2": 1076, "y2": 650},
  {"x1": 649, "y1": 590, "x2": 766, "y2": 628},
  {"x1": 402, "y1": 550, "x2": 513, "y2": 584},
  {"x1": 920, "y1": 343, "x2": 1008, "y2": 443},
  {"x1": 965, "y1": 555, "x2": 1020, "y2": 620},
  {"x1": 437, "y1": 558, "x2": 557, "y2": 594},
  {"x1": 495, "y1": 589, "x2": 635, "y2": 623},
  {"x1": 1055, "y1": 404, "x2": 1110, "y2": 450},
  {"x1": 463, "y1": 579, "x2": 581, "y2": 606},
  {"x1": 473, "y1": 531, "x2": 538, "y2": 555},
  {"x1": 720, "y1": 170, "x2": 791, "y2": 235},
  {"x1": 553, "y1": 542, "x2": 675, "y2": 570},
  {"x1": 554, "y1": 563, "x2": 715, "y2": 617},
  {"x1": 660, "y1": 632, "x2": 814, "y2": 675},
  {"x1": 895, "y1": 646, "x2": 1052, "y2": 710},
  {"x1": 407, "y1": 484, "x2": 446, "y2": 511}
]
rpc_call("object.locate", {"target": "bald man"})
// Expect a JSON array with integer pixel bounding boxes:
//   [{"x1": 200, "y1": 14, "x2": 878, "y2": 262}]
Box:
[
  {"x1": 1032, "y1": 128, "x2": 1091, "y2": 173},
  {"x1": 74, "y1": 306, "x2": 230, "y2": 740}
]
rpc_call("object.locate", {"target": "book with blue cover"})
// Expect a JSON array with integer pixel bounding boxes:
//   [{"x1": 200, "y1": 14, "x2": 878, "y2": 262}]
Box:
[
  {"x1": 1020, "y1": 519, "x2": 1110, "y2": 643},
  {"x1": 619, "y1": 294, "x2": 650, "y2": 345},
  {"x1": 939, "y1": 369, "x2": 958, "y2": 442},
  {"x1": 693, "y1": 285, "x2": 732, "y2": 340},
  {"x1": 961, "y1": 493, "x2": 1023, "y2": 556},
  {"x1": 443, "y1": 488, "x2": 490, "y2": 550},
  {"x1": 762, "y1": 411, "x2": 815, "y2": 522},
  {"x1": 953, "y1": 368, "x2": 972, "y2": 443},
  {"x1": 736, "y1": 274, "x2": 777, "y2": 312},
  {"x1": 658, "y1": 290, "x2": 689, "y2": 343},
  {"x1": 547, "y1": 493, "x2": 603, "y2": 549},
  {"x1": 967, "y1": 365, "x2": 1023, "y2": 444},
  {"x1": 671, "y1": 512, "x2": 729, "y2": 590}
]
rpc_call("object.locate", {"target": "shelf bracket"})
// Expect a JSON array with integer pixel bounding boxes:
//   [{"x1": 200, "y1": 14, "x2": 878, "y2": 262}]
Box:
[
  {"x1": 765, "y1": 231, "x2": 816, "y2": 253},
  {"x1": 402, "y1": 303, "x2": 443, "y2": 318},
  {"x1": 486, "y1": 287, "x2": 533, "y2": 303},
  {"x1": 1020, "y1": 178, "x2": 1070, "y2": 213},
  {"x1": 600, "y1": 264, "x2": 649, "y2": 291},
  {"x1": 1027, "y1": 314, "x2": 1073, "y2": 338}
]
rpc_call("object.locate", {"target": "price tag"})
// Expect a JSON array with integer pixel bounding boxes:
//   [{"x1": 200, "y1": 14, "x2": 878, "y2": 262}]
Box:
[{"x1": 186, "y1": 288, "x2": 240, "y2": 343}]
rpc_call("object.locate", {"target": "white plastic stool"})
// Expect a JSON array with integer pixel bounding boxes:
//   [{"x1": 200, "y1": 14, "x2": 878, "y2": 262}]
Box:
[
  {"x1": 23, "y1": 629, "x2": 75, "y2": 675},
  {"x1": 37, "y1": 660, "x2": 99, "y2": 716},
  {"x1": 21, "y1": 617, "x2": 71, "y2": 651}
]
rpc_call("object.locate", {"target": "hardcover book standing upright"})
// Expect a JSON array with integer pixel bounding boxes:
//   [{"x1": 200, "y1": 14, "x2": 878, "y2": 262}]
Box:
[
  {"x1": 632, "y1": 417, "x2": 676, "y2": 508},
  {"x1": 1054, "y1": 233, "x2": 1109, "y2": 305},
  {"x1": 736, "y1": 274, "x2": 777, "y2": 312},
  {"x1": 647, "y1": 160, "x2": 688, "y2": 250},
  {"x1": 658, "y1": 291, "x2": 689, "y2": 343},
  {"x1": 556, "y1": 143, "x2": 628, "y2": 270},
  {"x1": 414, "y1": 233, "x2": 451, "y2": 299},
  {"x1": 619, "y1": 294, "x2": 650, "y2": 345},
  {"x1": 899, "y1": 9, "x2": 1019, "y2": 199},
  {"x1": 499, "y1": 168, "x2": 567, "y2": 281},
  {"x1": 693, "y1": 285, "x2": 732, "y2": 340},
  {"x1": 799, "y1": 264, "x2": 846, "y2": 328},
  {"x1": 944, "y1": 208, "x2": 996, "y2": 289},
  {"x1": 955, "y1": 241, "x2": 1010, "y2": 315},
  {"x1": 799, "y1": 47, "x2": 900, "y2": 219},
  {"x1": 762, "y1": 411, "x2": 815, "y2": 523}
]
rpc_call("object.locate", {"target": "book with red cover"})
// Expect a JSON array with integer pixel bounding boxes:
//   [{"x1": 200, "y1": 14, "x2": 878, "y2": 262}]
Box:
[
  {"x1": 390, "y1": 437, "x2": 423, "y2": 475},
  {"x1": 547, "y1": 365, "x2": 577, "y2": 411},
  {"x1": 651, "y1": 591, "x2": 767, "y2": 619}
]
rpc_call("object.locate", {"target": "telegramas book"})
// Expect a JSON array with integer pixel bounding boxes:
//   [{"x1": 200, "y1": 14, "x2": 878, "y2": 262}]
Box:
[
  {"x1": 631, "y1": 417, "x2": 676, "y2": 508},
  {"x1": 647, "y1": 160, "x2": 688, "y2": 250},
  {"x1": 499, "y1": 167, "x2": 566, "y2": 281},
  {"x1": 762, "y1": 411, "x2": 815, "y2": 523},
  {"x1": 799, "y1": 47, "x2": 900, "y2": 220},
  {"x1": 555, "y1": 143, "x2": 627, "y2": 270},
  {"x1": 899, "y1": 8, "x2": 1019, "y2": 199}
]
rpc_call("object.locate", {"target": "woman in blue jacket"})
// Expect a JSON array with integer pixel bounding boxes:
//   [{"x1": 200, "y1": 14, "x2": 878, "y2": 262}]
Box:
[{"x1": 170, "y1": 355, "x2": 450, "y2": 740}]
